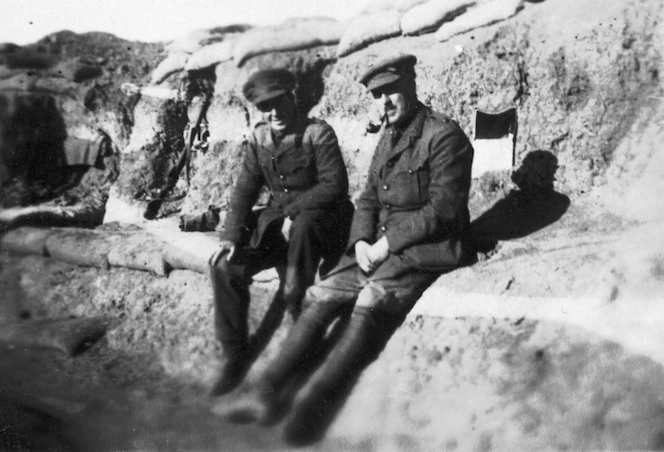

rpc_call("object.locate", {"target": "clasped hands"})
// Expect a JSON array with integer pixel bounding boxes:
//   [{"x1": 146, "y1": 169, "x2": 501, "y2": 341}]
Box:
[{"x1": 355, "y1": 236, "x2": 389, "y2": 274}]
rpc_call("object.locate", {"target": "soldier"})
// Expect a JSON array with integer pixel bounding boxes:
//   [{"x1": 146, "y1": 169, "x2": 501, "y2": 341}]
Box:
[
  {"x1": 209, "y1": 68, "x2": 352, "y2": 395},
  {"x1": 224, "y1": 54, "x2": 475, "y2": 444}
]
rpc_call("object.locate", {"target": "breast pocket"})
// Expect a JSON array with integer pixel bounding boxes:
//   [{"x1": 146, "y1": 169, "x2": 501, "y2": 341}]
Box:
[
  {"x1": 276, "y1": 153, "x2": 316, "y2": 188},
  {"x1": 385, "y1": 159, "x2": 430, "y2": 207}
]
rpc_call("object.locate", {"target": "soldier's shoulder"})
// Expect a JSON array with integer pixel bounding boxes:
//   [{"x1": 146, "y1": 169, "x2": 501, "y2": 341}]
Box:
[
  {"x1": 249, "y1": 120, "x2": 271, "y2": 142},
  {"x1": 426, "y1": 109, "x2": 460, "y2": 130},
  {"x1": 305, "y1": 116, "x2": 333, "y2": 131},
  {"x1": 303, "y1": 117, "x2": 337, "y2": 141}
]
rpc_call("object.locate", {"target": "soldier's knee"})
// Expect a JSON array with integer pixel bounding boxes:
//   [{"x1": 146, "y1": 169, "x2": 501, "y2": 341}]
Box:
[
  {"x1": 211, "y1": 255, "x2": 241, "y2": 277},
  {"x1": 290, "y1": 212, "x2": 318, "y2": 236}
]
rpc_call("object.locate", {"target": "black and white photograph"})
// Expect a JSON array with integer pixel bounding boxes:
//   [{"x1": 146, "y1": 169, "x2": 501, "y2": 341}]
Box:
[{"x1": 0, "y1": 0, "x2": 663, "y2": 450}]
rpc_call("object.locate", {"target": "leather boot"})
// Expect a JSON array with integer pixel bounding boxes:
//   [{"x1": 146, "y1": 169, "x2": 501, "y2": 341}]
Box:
[
  {"x1": 223, "y1": 301, "x2": 344, "y2": 424},
  {"x1": 210, "y1": 342, "x2": 250, "y2": 396},
  {"x1": 283, "y1": 307, "x2": 399, "y2": 445}
]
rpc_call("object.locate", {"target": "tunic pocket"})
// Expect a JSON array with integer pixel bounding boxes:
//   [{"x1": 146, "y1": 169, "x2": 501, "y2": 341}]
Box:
[{"x1": 276, "y1": 153, "x2": 316, "y2": 188}]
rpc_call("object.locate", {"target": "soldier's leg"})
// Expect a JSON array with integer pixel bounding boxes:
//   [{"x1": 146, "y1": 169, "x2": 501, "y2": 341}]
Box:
[
  {"x1": 209, "y1": 246, "x2": 285, "y2": 395},
  {"x1": 282, "y1": 210, "x2": 328, "y2": 319},
  {"x1": 283, "y1": 270, "x2": 438, "y2": 445},
  {"x1": 224, "y1": 266, "x2": 364, "y2": 423}
]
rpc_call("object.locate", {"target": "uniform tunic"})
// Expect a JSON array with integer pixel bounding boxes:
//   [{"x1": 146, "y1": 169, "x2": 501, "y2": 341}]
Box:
[
  {"x1": 211, "y1": 115, "x2": 351, "y2": 345},
  {"x1": 309, "y1": 102, "x2": 474, "y2": 315}
]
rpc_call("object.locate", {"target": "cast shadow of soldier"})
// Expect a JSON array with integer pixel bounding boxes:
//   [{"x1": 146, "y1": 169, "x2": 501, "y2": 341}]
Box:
[
  {"x1": 471, "y1": 150, "x2": 570, "y2": 252},
  {"x1": 240, "y1": 150, "x2": 570, "y2": 445}
]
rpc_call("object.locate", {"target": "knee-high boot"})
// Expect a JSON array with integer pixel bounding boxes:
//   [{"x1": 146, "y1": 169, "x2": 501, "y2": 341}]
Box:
[
  {"x1": 283, "y1": 306, "x2": 400, "y2": 445},
  {"x1": 209, "y1": 262, "x2": 252, "y2": 396},
  {"x1": 224, "y1": 301, "x2": 344, "y2": 425},
  {"x1": 260, "y1": 300, "x2": 344, "y2": 393}
]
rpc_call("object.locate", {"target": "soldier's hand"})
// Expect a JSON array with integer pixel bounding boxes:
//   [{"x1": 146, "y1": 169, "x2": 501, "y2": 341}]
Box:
[
  {"x1": 367, "y1": 236, "x2": 390, "y2": 267},
  {"x1": 281, "y1": 217, "x2": 293, "y2": 242},
  {"x1": 209, "y1": 240, "x2": 236, "y2": 266},
  {"x1": 355, "y1": 240, "x2": 374, "y2": 273}
]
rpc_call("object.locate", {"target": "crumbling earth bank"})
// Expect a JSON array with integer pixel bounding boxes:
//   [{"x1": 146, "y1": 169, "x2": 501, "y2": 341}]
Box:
[{"x1": 116, "y1": 0, "x2": 662, "y2": 220}]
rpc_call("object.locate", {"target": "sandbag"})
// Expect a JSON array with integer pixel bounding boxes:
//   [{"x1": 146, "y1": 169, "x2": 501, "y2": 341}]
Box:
[
  {"x1": 0, "y1": 226, "x2": 55, "y2": 256},
  {"x1": 106, "y1": 232, "x2": 168, "y2": 276},
  {"x1": 401, "y1": 0, "x2": 475, "y2": 36},
  {"x1": 233, "y1": 18, "x2": 345, "y2": 66},
  {"x1": 361, "y1": 0, "x2": 429, "y2": 13},
  {"x1": 337, "y1": 10, "x2": 402, "y2": 58},
  {"x1": 0, "y1": 317, "x2": 108, "y2": 356},
  {"x1": 162, "y1": 232, "x2": 219, "y2": 274},
  {"x1": 184, "y1": 40, "x2": 236, "y2": 71},
  {"x1": 151, "y1": 52, "x2": 188, "y2": 84},
  {"x1": 435, "y1": 0, "x2": 523, "y2": 42},
  {"x1": 166, "y1": 25, "x2": 251, "y2": 54},
  {"x1": 167, "y1": 29, "x2": 218, "y2": 54},
  {"x1": 45, "y1": 228, "x2": 112, "y2": 269}
]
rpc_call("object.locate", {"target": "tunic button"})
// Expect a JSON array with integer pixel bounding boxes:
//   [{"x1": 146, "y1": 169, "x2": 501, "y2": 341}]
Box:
[
  {"x1": 284, "y1": 188, "x2": 289, "y2": 193},
  {"x1": 380, "y1": 225, "x2": 387, "y2": 232},
  {"x1": 384, "y1": 204, "x2": 391, "y2": 210},
  {"x1": 408, "y1": 168, "x2": 414, "y2": 174},
  {"x1": 279, "y1": 175, "x2": 285, "y2": 180},
  {"x1": 382, "y1": 184, "x2": 389, "y2": 191}
]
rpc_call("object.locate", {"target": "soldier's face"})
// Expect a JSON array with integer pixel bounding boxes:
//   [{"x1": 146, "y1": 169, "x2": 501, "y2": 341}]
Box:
[
  {"x1": 256, "y1": 93, "x2": 296, "y2": 133},
  {"x1": 371, "y1": 79, "x2": 417, "y2": 127}
]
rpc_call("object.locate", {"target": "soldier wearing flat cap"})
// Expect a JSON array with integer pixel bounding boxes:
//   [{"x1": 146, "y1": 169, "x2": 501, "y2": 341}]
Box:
[
  {"x1": 208, "y1": 68, "x2": 352, "y2": 395},
  {"x1": 223, "y1": 54, "x2": 474, "y2": 442}
]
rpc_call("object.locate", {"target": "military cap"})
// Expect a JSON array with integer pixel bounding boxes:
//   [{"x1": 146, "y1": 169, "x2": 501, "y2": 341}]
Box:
[
  {"x1": 359, "y1": 54, "x2": 417, "y2": 91},
  {"x1": 242, "y1": 68, "x2": 296, "y2": 105}
]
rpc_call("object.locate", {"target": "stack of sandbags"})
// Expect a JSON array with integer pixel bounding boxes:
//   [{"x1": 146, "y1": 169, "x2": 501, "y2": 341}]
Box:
[
  {"x1": 184, "y1": 39, "x2": 237, "y2": 71},
  {"x1": 400, "y1": 0, "x2": 475, "y2": 36},
  {"x1": 435, "y1": 0, "x2": 523, "y2": 42},
  {"x1": 151, "y1": 53, "x2": 190, "y2": 85},
  {"x1": 232, "y1": 17, "x2": 347, "y2": 67},
  {"x1": 153, "y1": 25, "x2": 251, "y2": 83},
  {"x1": 337, "y1": 10, "x2": 403, "y2": 57},
  {"x1": 32, "y1": 227, "x2": 168, "y2": 275}
]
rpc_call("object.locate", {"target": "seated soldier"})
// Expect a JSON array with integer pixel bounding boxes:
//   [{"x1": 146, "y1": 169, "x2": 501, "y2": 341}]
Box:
[
  {"x1": 208, "y1": 68, "x2": 352, "y2": 395},
  {"x1": 223, "y1": 54, "x2": 475, "y2": 444}
]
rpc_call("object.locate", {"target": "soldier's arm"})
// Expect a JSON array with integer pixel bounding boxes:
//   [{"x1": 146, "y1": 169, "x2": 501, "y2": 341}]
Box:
[
  {"x1": 385, "y1": 126, "x2": 473, "y2": 253},
  {"x1": 282, "y1": 123, "x2": 348, "y2": 218},
  {"x1": 346, "y1": 147, "x2": 382, "y2": 252},
  {"x1": 220, "y1": 139, "x2": 265, "y2": 242}
]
